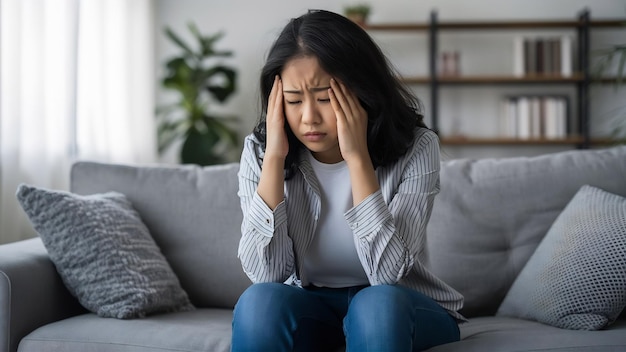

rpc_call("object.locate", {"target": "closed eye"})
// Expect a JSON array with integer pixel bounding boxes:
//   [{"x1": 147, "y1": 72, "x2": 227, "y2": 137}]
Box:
[
  {"x1": 286, "y1": 100, "x2": 302, "y2": 105},
  {"x1": 318, "y1": 98, "x2": 330, "y2": 103}
]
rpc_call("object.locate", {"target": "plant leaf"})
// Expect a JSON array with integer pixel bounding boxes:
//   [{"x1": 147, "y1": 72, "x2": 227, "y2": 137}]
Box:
[
  {"x1": 165, "y1": 27, "x2": 195, "y2": 57},
  {"x1": 201, "y1": 32, "x2": 225, "y2": 57},
  {"x1": 617, "y1": 47, "x2": 626, "y2": 86},
  {"x1": 204, "y1": 115, "x2": 239, "y2": 147},
  {"x1": 187, "y1": 22, "x2": 203, "y2": 42},
  {"x1": 181, "y1": 125, "x2": 223, "y2": 165},
  {"x1": 163, "y1": 58, "x2": 192, "y2": 89},
  {"x1": 205, "y1": 66, "x2": 237, "y2": 102},
  {"x1": 157, "y1": 119, "x2": 187, "y2": 153}
]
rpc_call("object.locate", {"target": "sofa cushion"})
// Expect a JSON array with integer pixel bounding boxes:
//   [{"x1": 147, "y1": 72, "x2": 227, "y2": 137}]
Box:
[
  {"x1": 15, "y1": 184, "x2": 194, "y2": 319},
  {"x1": 427, "y1": 317, "x2": 626, "y2": 352},
  {"x1": 425, "y1": 146, "x2": 626, "y2": 317},
  {"x1": 70, "y1": 162, "x2": 251, "y2": 309},
  {"x1": 18, "y1": 309, "x2": 233, "y2": 352},
  {"x1": 496, "y1": 185, "x2": 626, "y2": 330},
  {"x1": 17, "y1": 313, "x2": 626, "y2": 352}
]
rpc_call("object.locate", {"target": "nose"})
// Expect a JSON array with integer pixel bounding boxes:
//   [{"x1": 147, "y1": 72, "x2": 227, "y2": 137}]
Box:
[{"x1": 301, "y1": 100, "x2": 321, "y2": 125}]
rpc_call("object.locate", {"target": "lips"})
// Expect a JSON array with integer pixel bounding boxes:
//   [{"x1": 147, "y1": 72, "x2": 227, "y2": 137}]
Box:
[{"x1": 303, "y1": 131, "x2": 326, "y2": 142}]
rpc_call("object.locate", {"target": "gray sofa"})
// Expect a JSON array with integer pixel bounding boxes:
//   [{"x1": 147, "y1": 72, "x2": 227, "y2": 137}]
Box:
[{"x1": 1, "y1": 145, "x2": 625, "y2": 352}]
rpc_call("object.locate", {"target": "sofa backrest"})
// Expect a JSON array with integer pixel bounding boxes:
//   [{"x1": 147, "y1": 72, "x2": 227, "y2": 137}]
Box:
[
  {"x1": 425, "y1": 146, "x2": 626, "y2": 317},
  {"x1": 71, "y1": 146, "x2": 626, "y2": 315},
  {"x1": 71, "y1": 161, "x2": 251, "y2": 309}
]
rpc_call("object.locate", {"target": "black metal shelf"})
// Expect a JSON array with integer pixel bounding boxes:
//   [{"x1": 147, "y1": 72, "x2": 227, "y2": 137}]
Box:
[{"x1": 365, "y1": 10, "x2": 626, "y2": 149}]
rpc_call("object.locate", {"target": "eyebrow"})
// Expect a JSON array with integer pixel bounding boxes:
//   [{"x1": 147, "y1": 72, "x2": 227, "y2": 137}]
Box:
[{"x1": 283, "y1": 86, "x2": 330, "y2": 94}]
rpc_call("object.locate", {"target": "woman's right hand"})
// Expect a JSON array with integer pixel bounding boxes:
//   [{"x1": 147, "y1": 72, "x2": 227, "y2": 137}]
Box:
[
  {"x1": 257, "y1": 76, "x2": 288, "y2": 210},
  {"x1": 265, "y1": 75, "x2": 289, "y2": 160}
]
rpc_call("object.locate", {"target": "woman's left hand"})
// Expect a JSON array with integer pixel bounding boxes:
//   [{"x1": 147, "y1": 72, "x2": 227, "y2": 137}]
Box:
[
  {"x1": 329, "y1": 78, "x2": 369, "y2": 164},
  {"x1": 329, "y1": 78, "x2": 379, "y2": 205}
]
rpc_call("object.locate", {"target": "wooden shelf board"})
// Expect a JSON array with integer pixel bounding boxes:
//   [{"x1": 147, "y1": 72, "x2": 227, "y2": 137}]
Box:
[
  {"x1": 586, "y1": 138, "x2": 622, "y2": 145},
  {"x1": 364, "y1": 19, "x2": 625, "y2": 31},
  {"x1": 438, "y1": 74, "x2": 584, "y2": 84},
  {"x1": 364, "y1": 24, "x2": 429, "y2": 31},
  {"x1": 589, "y1": 20, "x2": 626, "y2": 28},
  {"x1": 437, "y1": 20, "x2": 624, "y2": 30},
  {"x1": 593, "y1": 77, "x2": 626, "y2": 84},
  {"x1": 439, "y1": 21, "x2": 580, "y2": 29},
  {"x1": 440, "y1": 136, "x2": 586, "y2": 145},
  {"x1": 401, "y1": 75, "x2": 623, "y2": 85},
  {"x1": 401, "y1": 74, "x2": 587, "y2": 84},
  {"x1": 401, "y1": 77, "x2": 430, "y2": 84}
]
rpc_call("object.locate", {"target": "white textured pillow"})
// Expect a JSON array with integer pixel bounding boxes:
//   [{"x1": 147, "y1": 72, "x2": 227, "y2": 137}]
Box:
[
  {"x1": 496, "y1": 185, "x2": 626, "y2": 330},
  {"x1": 16, "y1": 184, "x2": 194, "y2": 319}
]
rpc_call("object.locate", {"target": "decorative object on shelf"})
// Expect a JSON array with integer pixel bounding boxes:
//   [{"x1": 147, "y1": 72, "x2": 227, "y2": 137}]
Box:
[
  {"x1": 439, "y1": 50, "x2": 461, "y2": 76},
  {"x1": 344, "y1": 4, "x2": 371, "y2": 26},
  {"x1": 157, "y1": 23, "x2": 239, "y2": 166}
]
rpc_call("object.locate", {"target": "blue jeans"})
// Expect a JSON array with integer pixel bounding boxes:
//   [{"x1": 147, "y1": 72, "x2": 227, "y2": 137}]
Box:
[{"x1": 231, "y1": 283, "x2": 460, "y2": 352}]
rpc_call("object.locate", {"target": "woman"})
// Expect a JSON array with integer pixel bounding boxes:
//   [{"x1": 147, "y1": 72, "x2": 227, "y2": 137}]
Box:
[{"x1": 232, "y1": 9, "x2": 465, "y2": 352}]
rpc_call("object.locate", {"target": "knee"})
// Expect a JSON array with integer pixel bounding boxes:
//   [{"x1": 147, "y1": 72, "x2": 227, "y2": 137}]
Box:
[
  {"x1": 233, "y1": 283, "x2": 293, "y2": 340},
  {"x1": 346, "y1": 285, "x2": 409, "y2": 328},
  {"x1": 344, "y1": 285, "x2": 414, "y2": 350},
  {"x1": 350, "y1": 285, "x2": 407, "y2": 313},
  {"x1": 234, "y1": 282, "x2": 286, "y2": 317},
  {"x1": 232, "y1": 283, "x2": 296, "y2": 351}
]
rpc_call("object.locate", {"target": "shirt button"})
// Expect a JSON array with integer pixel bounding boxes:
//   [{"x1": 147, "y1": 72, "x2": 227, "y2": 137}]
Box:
[{"x1": 266, "y1": 219, "x2": 270, "y2": 224}]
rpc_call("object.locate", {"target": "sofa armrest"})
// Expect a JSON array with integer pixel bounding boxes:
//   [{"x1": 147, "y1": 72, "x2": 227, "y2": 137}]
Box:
[{"x1": 0, "y1": 238, "x2": 85, "y2": 352}]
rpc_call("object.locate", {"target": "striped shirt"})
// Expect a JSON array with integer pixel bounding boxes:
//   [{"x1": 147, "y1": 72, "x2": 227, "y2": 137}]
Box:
[{"x1": 237, "y1": 128, "x2": 465, "y2": 320}]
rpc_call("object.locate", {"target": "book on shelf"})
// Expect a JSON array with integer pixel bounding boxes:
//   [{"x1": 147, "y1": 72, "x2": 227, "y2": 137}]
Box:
[
  {"x1": 559, "y1": 36, "x2": 572, "y2": 77},
  {"x1": 513, "y1": 36, "x2": 573, "y2": 77},
  {"x1": 500, "y1": 95, "x2": 569, "y2": 139}
]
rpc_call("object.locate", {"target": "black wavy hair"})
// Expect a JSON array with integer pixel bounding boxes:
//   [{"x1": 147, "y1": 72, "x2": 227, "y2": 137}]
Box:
[{"x1": 254, "y1": 9, "x2": 428, "y2": 178}]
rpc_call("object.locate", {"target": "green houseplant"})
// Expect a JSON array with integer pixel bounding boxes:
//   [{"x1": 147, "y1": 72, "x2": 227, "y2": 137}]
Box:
[
  {"x1": 344, "y1": 4, "x2": 371, "y2": 26},
  {"x1": 157, "y1": 23, "x2": 238, "y2": 165}
]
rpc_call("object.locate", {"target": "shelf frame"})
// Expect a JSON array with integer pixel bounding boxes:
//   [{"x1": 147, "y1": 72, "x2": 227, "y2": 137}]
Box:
[
  {"x1": 365, "y1": 11, "x2": 625, "y2": 149},
  {"x1": 577, "y1": 9, "x2": 591, "y2": 149},
  {"x1": 429, "y1": 11, "x2": 439, "y2": 134}
]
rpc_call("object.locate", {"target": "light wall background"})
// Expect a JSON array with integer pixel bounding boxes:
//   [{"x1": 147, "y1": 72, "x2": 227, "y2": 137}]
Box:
[{"x1": 154, "y1": 0, "x2": 626, "y2": 162}]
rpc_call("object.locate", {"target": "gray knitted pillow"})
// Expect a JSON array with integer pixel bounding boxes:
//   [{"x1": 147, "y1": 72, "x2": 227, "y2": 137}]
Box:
[
  {"x1": 16, "y1": 184, "x2": 194, "y2": 319},
  {"x1": 497, "y1": 185, "x2": 626, "y2": 330}
]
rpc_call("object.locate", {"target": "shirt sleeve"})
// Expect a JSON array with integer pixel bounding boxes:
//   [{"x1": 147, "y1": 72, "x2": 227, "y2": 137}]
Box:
[
  {"x1": 344, "y1": 130, "x2": 441, "y2": 285},
  {"x1": 236, "y1": 135, "x2": 294, "y2": 283}
]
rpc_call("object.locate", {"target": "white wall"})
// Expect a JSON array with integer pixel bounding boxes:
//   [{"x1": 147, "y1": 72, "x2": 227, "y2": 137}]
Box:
[{"x1": 154, "y1": 0, "x2": 626, "y2": 162}]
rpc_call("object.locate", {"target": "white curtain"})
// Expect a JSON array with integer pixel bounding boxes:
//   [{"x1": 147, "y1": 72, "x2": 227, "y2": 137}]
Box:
[{"x1": 0, "y1": 0, "x2": 157, "y2": 244}]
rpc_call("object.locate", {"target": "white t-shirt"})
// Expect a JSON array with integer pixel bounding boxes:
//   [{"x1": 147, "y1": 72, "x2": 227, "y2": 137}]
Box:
[{"x1": 302, "y1": 152, "x2": 369, "y2": 288}]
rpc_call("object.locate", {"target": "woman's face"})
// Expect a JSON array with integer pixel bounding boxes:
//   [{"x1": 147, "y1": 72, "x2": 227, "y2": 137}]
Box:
[{"x1": 281, "y1": 55, "x2": 342, "y2": 164}]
